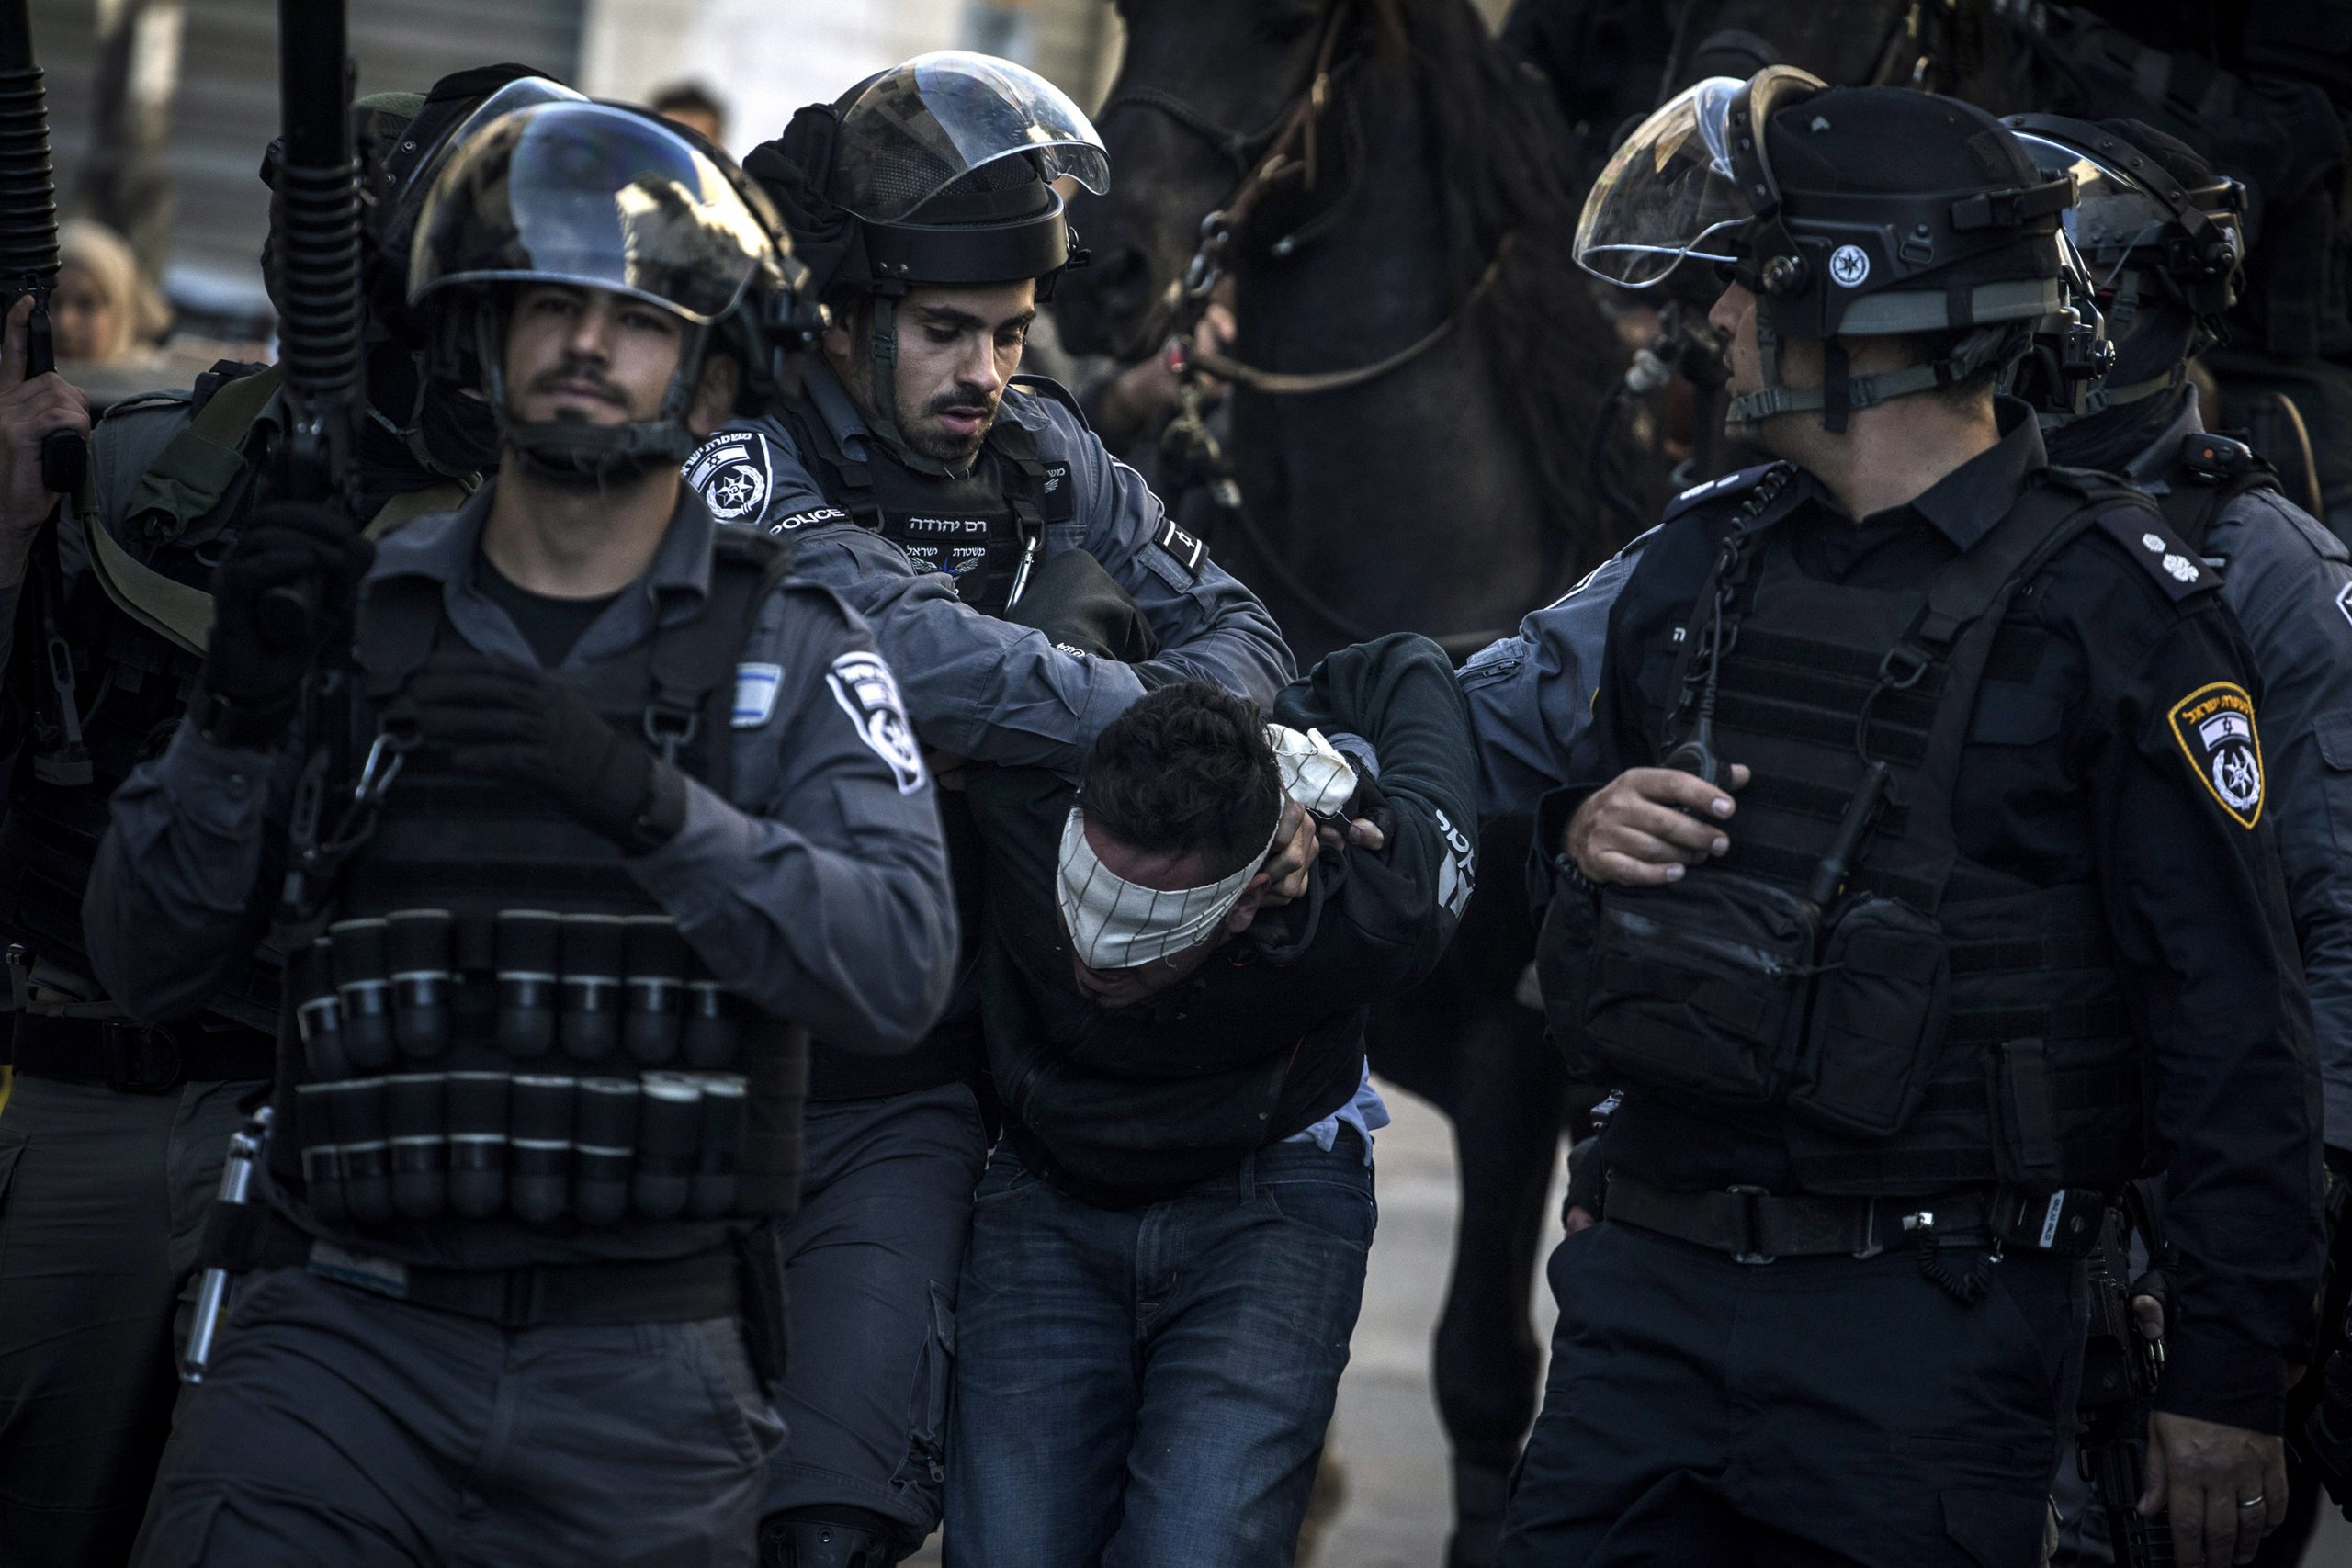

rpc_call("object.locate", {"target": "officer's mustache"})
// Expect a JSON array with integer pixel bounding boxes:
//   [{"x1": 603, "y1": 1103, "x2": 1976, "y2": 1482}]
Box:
[
  {"x1": 922, "y1": 384, "x2": 999, "y2": 422},
  {"x1": 526, "y1": 358, "x2": 629, "y2": 412}
]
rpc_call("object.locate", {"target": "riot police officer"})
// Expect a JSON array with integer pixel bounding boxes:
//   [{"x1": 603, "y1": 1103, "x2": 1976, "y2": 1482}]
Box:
[
  {"x1": 683, "y1": 52, "x2": 1295, "y2": 1568},
  {"x1": 0, "y1": 68, "x2": 566, "y2": 1565},
  {"x1": 84, "y1": 100, "x2": 955, "y2": 1564},
  {"x1": 1502, "y1": 73, "x2": 2323, "y2": 1568}
]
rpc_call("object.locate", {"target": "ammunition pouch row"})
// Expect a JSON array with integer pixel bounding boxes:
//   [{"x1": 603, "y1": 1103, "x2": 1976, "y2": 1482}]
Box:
[
  {"x1": 296, "y1": 1067, "x2": 756, "y2": 1228},
  {"x1": 289, "y1": 908, "x2": 741, "y2": 1077}
]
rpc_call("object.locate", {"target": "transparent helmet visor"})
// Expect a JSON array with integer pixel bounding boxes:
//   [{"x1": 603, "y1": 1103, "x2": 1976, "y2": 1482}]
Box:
[
  {"x1": 1576, "y1": 77, "x2": 1765, "y2": 288},
  {"x1": 832, "y1": 51, "x2": 1110, "y2": 222},
  {"x1": 411, "y1": 101, "x2": 776, "y2": 324},
  {"x1": 2007, "y1": 131, "x2": 2176, "y2": 267}
]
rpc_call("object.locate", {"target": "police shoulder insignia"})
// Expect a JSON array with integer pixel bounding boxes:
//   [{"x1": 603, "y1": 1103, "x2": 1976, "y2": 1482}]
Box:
[
  {"x1": 1155, "y1": 518, "x2": 1207, "y2": 578},
  {"x1": 2092, "y1": 506, "x2": 2218, "y2": 601},
  {"x1": 685, "y1": 431, "x2": 775, "y2": 525},
  {"x1": 1660, "y1": 462, "x2": 1785, "y2": 524},
  {"x1": 2167, "y1": 682, "x2": 2265, "y2": 829},
  {"x1": 825, "y1": 651, "x2": 927, "y2": 795}
]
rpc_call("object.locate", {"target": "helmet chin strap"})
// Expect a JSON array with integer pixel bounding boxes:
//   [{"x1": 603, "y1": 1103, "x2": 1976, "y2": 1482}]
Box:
[
  {"x1": 861, "y1": 296, "x2": 971, "y2": 479},
  {"x1": 1726, "y1": 305, "x2": 2023, "y2": 438},
  {"x1": 481, "y1": 311, "x2": 712, "y2": 487}
]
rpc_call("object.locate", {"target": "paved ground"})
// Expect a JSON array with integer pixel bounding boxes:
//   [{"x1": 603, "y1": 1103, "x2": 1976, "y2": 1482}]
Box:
[{"x1": 916, "y1": 1082, "x2": 2350, "y2": 1565}]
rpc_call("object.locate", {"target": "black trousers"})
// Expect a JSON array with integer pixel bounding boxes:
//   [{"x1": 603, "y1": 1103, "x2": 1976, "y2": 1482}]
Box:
[
  {"x1": 1498, "y1": 1217, "x2": 2085, "y2": 1567},
  {"x1": 0, "y1": 1074, "x2": 254, "y2": 1566},
  {"x1": 131, "y1": 1264, "x2": 779, "y2": 1567}
]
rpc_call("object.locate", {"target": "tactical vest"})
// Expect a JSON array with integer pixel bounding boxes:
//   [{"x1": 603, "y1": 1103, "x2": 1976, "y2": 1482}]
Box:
[
  {"x1": 776, "y1": 375, "x2": 1080, "y2": 615},
  {"x1": 0, "y1": 365, "x2": 467, "y2": 1037},
  {"x1": 1544, "y1": 468, "x2": 2154, "y2": 1199},
  {"x1": 265, "y1": 529, "x2": 808, "y2": 1269}
]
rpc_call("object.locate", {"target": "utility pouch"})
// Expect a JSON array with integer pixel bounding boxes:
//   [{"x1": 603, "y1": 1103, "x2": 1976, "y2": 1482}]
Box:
[
  {"x1": 1988, "y1": 1037, "x2": 2066, "y2": 1191},
  {"x1": 733, "y1": 1219, "x2": 792, "y2": 1400},
  {"x1": 386, "y1": 1071, "x2": 448, "y2": 1221},
  {"x1": 1575, "y1": 874, "x2": 1818, "y2": 1104},
  {"x1": 1786, "y1": 895, "x2": 1950, "y2": 1137}
]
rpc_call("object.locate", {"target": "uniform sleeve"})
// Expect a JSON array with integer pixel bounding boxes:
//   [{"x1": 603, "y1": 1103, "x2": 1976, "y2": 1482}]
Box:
[
  {"x1": 783, "y1": 524, "x2": 1149, "y2": 768},
  {"x1": 1459, "y1": 532, "x2": 1650, "y2": 820},
  {"x1": 2214, "y1": 497, "x2": 2352, "y2": 1158},
  {"x1": 2074, "y1": 575, "x2": 2324, "y2": 1432},
  {"x1": 627, "y1": 583, "x2": 956, "y2": 1056},
  {"x1": 1274, "y1": 633, "x2": 1480, "y2": 995},
  {"x1": 1046, "y1": 402, "x2": 1295, "y2": 708},
  {"x1": 85, "y1": 722, "x2": 307, "y2": 1021}
]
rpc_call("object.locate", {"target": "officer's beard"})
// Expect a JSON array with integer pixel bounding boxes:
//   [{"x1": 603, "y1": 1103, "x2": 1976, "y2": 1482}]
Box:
[{"x1": 903, "y1": 382, "x2": 1001, "y2": 469}]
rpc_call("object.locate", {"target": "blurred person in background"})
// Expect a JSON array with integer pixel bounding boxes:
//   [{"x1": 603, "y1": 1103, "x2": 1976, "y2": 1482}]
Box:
[
  {"x1": 651, "y1": 81, "x2": 729, "y2": 151},
  {"x1": 52, "y1": 217, "x2": 170, "y2": 366}
]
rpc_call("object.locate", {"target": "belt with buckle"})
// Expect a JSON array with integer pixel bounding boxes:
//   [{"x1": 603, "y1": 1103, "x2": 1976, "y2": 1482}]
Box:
[{"x1": 6, "y1": 1011, "x2": 277, "y2": 1091}]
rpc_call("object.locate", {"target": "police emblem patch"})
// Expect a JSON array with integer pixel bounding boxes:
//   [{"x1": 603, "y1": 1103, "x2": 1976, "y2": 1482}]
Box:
[
  {"x1": 684, "y1": 432, "x2": 773, "y2": 523},
  {"x1": 1828, "y1": 244, "x2": 1871, "y2": 287},
  {"x1": 2168, "y1": 682, "x2": 2264, "y2": 829},
  {"x1": 826, "y1": 652, "x2": 926, "y2": 795},
  {"x1": 2336, "y1": 581, "x2": 2352, "y2": 631}
]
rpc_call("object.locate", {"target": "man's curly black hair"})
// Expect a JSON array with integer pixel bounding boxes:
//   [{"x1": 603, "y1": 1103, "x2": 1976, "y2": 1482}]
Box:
[{"x1": 1079, "y1": 682, "x2": 1283, "y2": 880}]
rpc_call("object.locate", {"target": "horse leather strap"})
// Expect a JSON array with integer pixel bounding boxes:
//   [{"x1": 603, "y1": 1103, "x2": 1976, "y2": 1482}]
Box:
[{"x1": 1182, "y1": 244, "x2": 1509, "y2": 397}]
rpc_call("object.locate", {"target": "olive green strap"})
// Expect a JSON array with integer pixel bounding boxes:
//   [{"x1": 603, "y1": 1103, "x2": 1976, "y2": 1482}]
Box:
[
  {"x1": 119, "y1": 365, "x2": 285, "y2": 540},
  {"x1": 86, "y1": 474, "x2": 479, "y2": 659}
]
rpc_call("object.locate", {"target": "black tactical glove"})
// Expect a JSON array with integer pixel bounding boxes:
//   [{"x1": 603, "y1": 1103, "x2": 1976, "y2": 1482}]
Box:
[
  {"x1": 199, "y1": 502, "x2": 375, "y2": 745},
  {"x1": 1005, "y1": 547, "x2": 1159, "y2": 664},
  {"x1": 404, "y1": 654, "x2": 687, "y2": 852}
]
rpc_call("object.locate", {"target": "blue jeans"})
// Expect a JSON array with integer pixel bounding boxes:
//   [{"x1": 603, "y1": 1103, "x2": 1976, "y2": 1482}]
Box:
[{"x1": 942, "y1": 1134, "x2": 1375, "y2": 1568}]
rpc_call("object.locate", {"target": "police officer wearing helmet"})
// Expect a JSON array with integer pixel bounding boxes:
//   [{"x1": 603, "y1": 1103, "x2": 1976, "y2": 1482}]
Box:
[
  {"x1": 0, "y1": 65, "x2": 564, "y2": 1566},
  {"x1": 1501, "y1": 72, "x2": 2323, "y2": 1568},
  {"x1": 86, "y1": 100, "x2": 956, "y2": 1564},
  {"x1": 689, "y1": 51, "x2": 1295, "y2": 1568},
  {"x1": 2003, "y1": 113, "x2": 2352, "y2": 1564}
]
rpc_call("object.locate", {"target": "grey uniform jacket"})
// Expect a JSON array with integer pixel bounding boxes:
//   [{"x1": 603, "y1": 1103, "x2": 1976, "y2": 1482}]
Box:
[
  {"x1": 83, "y1": 482, "x2": 958, "y2": 1056},
  {"x1": 693, "y1": 366, "x2": 1294, "y2": 768},
  {"x1": 2121, "y1": 396, "x2": 2352, "y2": 1154}
]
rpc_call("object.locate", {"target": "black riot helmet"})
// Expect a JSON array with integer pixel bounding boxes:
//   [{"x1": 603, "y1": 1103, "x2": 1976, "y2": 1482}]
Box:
[
  {"x1": 741, "y1": 51, "x2": 1108, "y2": 472},
  {"x1": 2001, "y1": 115, "x2": 2246, "y2": 425},
  {"x1": 1577, "y1": 71, "x2": 2089, "y2": 432},
  {"x1": 407, "y1": 99, "x2": 808, "y2": 486}
]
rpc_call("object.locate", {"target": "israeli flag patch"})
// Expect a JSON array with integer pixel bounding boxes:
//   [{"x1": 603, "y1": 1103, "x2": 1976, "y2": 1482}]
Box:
[{"x1": 732, "y1": 662, "x2": 783, "y2": 728}]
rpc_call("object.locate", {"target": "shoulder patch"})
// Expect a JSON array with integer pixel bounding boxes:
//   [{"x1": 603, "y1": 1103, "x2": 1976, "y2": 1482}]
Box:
[
  {"x1": 825, "y1": 651, "x2": 927, "y2": 795},
  {"x1": 685, "y1": 431, "x2": 777, "y2": 525},
  {"x1": 2091, "y1": 505, "x2": 2220, "y2": 600},
  {"x1": 1155, "y1": 517, "x2": 1207, "y2": 578},
  {"x1": 732, "y1": 662, "x2": 783, "y2": 728},
  {"x1": 2167, "y1": 681, "x2": 2264, "y2": 829},
  {"x1": 1660, "y1": 462, "x2": 1784, "y2": 524}
]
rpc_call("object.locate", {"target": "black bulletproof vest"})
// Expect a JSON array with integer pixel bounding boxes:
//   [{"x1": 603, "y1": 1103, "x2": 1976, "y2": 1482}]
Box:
[
  {"x1": 778, "y1": 380, "x2": 1078, "y2": 616},
  {"x1": 1593, "y1": 470, "x2": 2150, "y2": 1197},
  {"x1": 265, "y1": 532, "x2": 810, "y2": 1269}
]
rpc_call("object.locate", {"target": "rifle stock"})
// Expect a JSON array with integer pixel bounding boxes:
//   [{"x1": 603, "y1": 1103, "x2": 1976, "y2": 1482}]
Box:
[
  {"x1": 0, "y1": 0, "x2": 85, "y2": 494},
  {"x1": 257, "y1": 0, "x2": 363, "y2": 645}
]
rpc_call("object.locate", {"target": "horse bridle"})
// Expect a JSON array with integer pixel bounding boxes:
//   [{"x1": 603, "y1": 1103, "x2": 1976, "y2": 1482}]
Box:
[{"x1": 1098, "y1": 0, "x2": 1362, "y2": 310}]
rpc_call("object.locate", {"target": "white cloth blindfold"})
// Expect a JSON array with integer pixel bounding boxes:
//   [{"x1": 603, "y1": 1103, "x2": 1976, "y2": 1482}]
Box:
[{"x1": 1057, "y1": 725, "x2": 1357, "y2": 972}]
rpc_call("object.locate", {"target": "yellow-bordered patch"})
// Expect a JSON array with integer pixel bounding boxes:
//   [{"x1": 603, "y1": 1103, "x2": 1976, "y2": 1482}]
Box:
[{"x1": 2167, "y1": 682, "x2": 2264, "y2": 829}]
